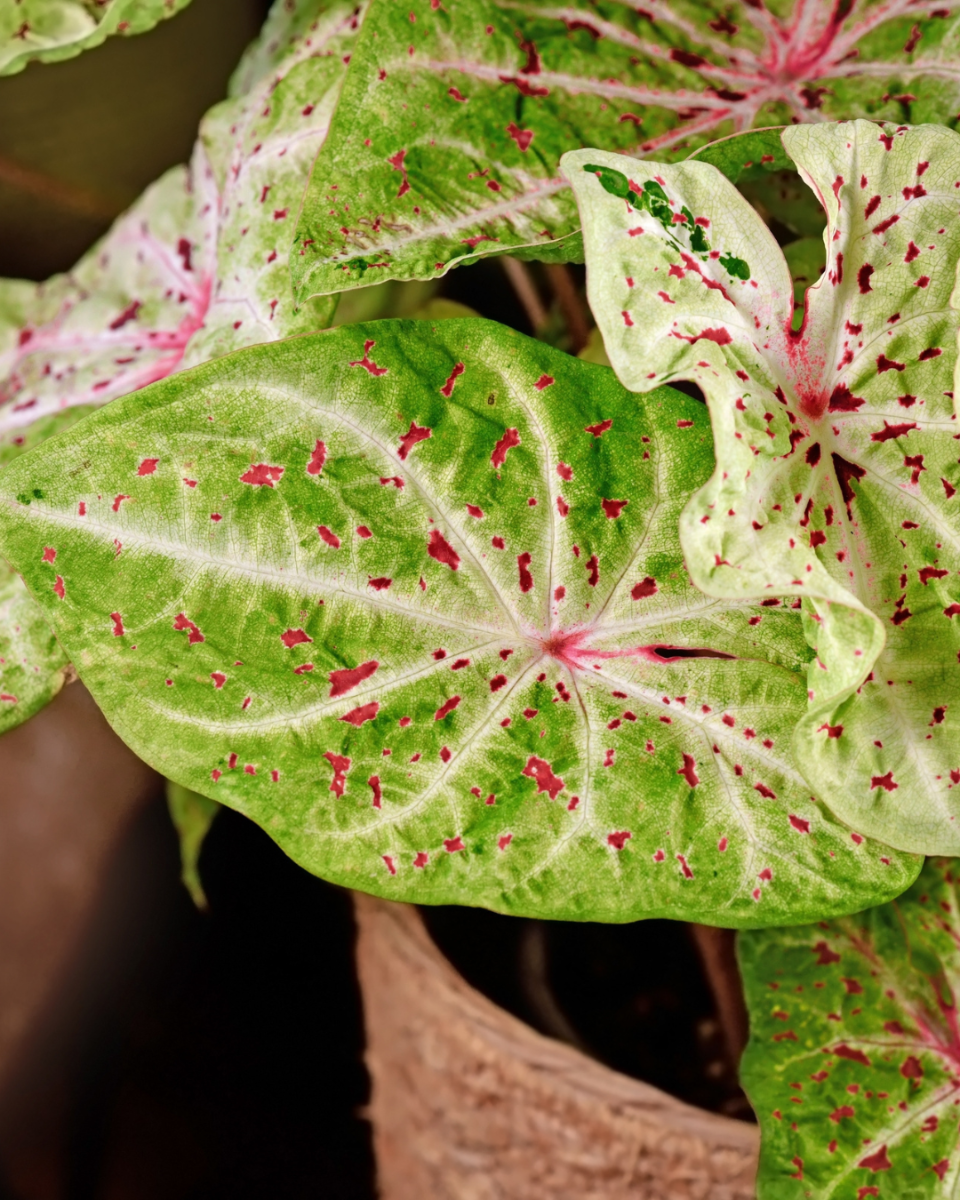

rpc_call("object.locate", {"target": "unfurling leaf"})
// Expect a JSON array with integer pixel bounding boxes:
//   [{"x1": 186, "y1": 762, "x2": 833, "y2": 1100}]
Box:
[
  {"x1": 0, "y1": 320, "x2": 919, "y2": 922},
  {"x1": 166, "y1": 779, "x2": 220, "y2": 909},
  {"x1": 741, "y1": 858, "x2": 960, "y2": 1200},
  {"x1": 293, "y1": 0, "x2": 960, "y2": 298},
  {"x1": 0, "y1": 0, "x2": 192, "y2": 76},
  {"x1": 565, "y1": 121, "x2": 960, "y2": 856}
]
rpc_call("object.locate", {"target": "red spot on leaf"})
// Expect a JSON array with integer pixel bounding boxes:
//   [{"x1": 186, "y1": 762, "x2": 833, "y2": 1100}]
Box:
[
  {"x1": 858, "y1": 1146, "x2": 892, "y2": 1172},
  {"x1": 281, "y1": 628, "x2": 312, "y2": 649},
  {"x1": 607, "y1": 831, "x2": 632, "y2": 850},
  {"x1": 517, "y1": 552, "x2": 534, "y2": 593},
  {"x1": 307, "y1": 440, "x2": 327, "y2": 476},
  {"x1": 491, "y1": 427, "x2": 521, "y2": 468},
  {"x1": 871, "y1": 771, "x2": 898, "y2": 791},
  {"x1": 586, "y1": 555, "x2": 599, "y2": 587},
  {"x1": 857, "y1": 264, "x2": 874, "y2": 293},
  {"x1": 506, "y1": 122, "x2": 533, "y2": 150},
  {"x1": 173, "y1": 613, "x2": 204, "y2": 644},
  {"x1": 585, "y1": 419, "x2": 612, "y2": 438},
  {"x1": 789, "y1": 815, "x2": 811, "y2": 833},
  {"x1": 329, "y1": 660, "x2": 379, "y2": 697},
  {"x1": 397, "y1": 421, "x2": 431, "y2": 460},
  {"x1": 534, "y1": 374, "x2": 554, "y2": 390},
  {"x1": 341, "y1": 701, "x2": 380, "y2": 726},
  {"x1": 240, "y1": 463, "x2": 284, "y2": 487},
  {"x1": 834, "y1": 1044, "x2": 870, "y2": 1066},
  {"x1": 434, "y1": 696, "x2": 461, "y2": 721},
  {"x1": 427, "y1": 529, "x2": 460, "y2": 570},
  {"x1": 522, "y1": 755, "x2": 564, "y2": 799},
  {"x1": 138, "y1": 458, "x2": 159, "y2": 476},
  {"x1": 324, "y1": 751, "x2": 351, "y2": 798},
  {"x1": 678, "y1": 754, "x2": 699, "y2": 787},
  {"x1": 318, "y1": 525, "x2": 341, "y2": 548},
  {"x1": 440, "y1": 362, "x2": 465, "y2": 397},
  {"x1": 601, "y1": 498, "x2": 628, "y2": 519}
]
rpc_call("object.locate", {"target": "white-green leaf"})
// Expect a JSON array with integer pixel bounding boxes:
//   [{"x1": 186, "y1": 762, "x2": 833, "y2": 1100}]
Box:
[
  {"x1": 565, "y1": 120, "x2": 960, "y2": 856},
  {"x1": 0, "y1": 0, "x2": 192, "y2": 76},
  {"x1": 0, "y1": 320, "x2": 920, "y2": 922}
]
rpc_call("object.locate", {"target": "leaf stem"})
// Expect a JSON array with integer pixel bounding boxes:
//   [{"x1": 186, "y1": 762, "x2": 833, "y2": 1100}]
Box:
[
  {"x1": 688, "y1": 924, "x2": 749, "y2": 1067},
  {"x1": 499, "y1": 256, "x2": 549, "y2": 333},
  {"x1": 544, "y1": 264, "x2": 590, "y2": 354}
]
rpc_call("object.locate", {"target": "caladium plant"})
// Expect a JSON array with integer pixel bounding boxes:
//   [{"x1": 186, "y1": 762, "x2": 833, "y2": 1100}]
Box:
[
  {"x1": 291, "y1": 0, "x2": 960, "y2": 300},
  {"x1": 0, "y1": 0, "x2": 192, "y2": 76},
  {"x1": 0, "y1": 320, "x2": 921, "y2": 922},
  {"x1": 565, "y1": 119, "x2": 960, "y2": 857},
  {"x1": 10, "y1": 0, "x2": 960, "y2": 1192}
]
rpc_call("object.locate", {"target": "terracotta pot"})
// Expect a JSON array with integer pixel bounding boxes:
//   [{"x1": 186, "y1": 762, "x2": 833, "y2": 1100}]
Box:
[{"x1": 354, "y1": 893, "x2": 758, "y2": 1200}]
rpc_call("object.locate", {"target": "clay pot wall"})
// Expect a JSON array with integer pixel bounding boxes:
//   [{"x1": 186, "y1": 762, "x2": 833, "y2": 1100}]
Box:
[{"x1": 354, "y1": 894, "x2": 758, "y2": 1200}]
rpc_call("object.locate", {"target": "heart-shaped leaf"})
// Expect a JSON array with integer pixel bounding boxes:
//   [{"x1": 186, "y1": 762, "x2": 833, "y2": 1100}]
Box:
[
  {"x1": 564, "y1": 120, "x2": 960, "y2": 856},
  {"x1": 741, "y1": 858, "x2": 960, "y2": 1199},
  {"x1": 292, "y1": 0, "x2": 960, "y2": 299},
  {"x1": 0, "y1": 0, "x2": 192, "y2": 76},
  {"x1": 0, "y1": 320, "x2": 919, "y2": 921}
]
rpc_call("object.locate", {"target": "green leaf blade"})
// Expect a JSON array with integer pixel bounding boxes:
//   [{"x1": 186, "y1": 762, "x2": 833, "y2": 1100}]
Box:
[
  {"x1": 0, "y1": 320, "x2": 919, "y2": 921},
  {"x1": 742, "y1": 858, "x2": 960, "y2": 1199},
  {"x1": 293, "y1": 0, "x2": 960, "y2": 298}
]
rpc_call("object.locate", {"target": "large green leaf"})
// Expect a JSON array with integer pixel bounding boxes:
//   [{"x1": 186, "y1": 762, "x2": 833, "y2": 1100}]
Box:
[
  {"x1": 741, "y1": 858, "x2": 960, "y2": 1200},
  {"x1": 291, "y1": 0, "x2": 960, "y2": 300},
  {"x1": 0, "y1": 320, "x2": 919, "y2": 922},
  {"x1": 564, "y1": 120, "x2": 960, "y2": 856},
  {"x1": 0, "y1": 0, "x2": 192, "y2": 76}
]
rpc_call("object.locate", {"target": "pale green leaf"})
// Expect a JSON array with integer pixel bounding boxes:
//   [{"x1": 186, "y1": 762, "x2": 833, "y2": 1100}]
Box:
[
  {"x1": 565, "y1": 120, "x2": 960, "y2": 856},
  {"x1": 0, "y1": 0, "x2": 192, "y2": 76},
  {"x1": 0, "y1": 320, "x2": 919, "y2": 922},
  {"x1": 292, "y1": 0, "x2": 960, "y2": 300},
  {"x1": 166, "y1": 778, "x2": 219, "y2": 908},
  {"x1": 741, "y1": 858, "x2": 960, "y2": 1199}
]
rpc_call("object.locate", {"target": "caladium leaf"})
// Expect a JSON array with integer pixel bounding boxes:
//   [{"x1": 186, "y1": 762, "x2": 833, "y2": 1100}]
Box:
[
  {"x1": 292, "y1": 0, "x2": 960, "y2": 300},
  {"x1": 0, "y1": 320, "x2": 919, "y2": 922},
  {"x1": 0, "y1": 149, "x2": 218, "y2": 453},
  {"x1": 167, "y1": 780, "x2": 219, "y2": 909},
  {"x1": 0, "y1": 0, "x2": 191, "y2": 76},
  {"x1": 741, "y1": 858, "x2": 960, "y2": 1200},
  {"x1": 178, "y1": 0, "x2": 364, "y2": 367},
  {"x1": 565, "y1": 120, "x2": 960, "y2": 856}
]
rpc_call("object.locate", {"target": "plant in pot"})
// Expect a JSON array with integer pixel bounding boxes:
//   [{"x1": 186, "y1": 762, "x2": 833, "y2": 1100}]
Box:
[{"x1": 4, "y1": 0, "x2": 960, "y2": 1195}]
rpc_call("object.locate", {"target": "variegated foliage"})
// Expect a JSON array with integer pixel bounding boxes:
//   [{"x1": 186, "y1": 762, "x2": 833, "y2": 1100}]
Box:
[
  {"x1": 566, "y1": 120, "x2": 960, "y2": 856},
  {"x1": 0, "y1": 0, "x2": 191, "y2": 76},
  {"x1": 0, "y1": 0, "x2": 358, "y2": 731},
  {"x1": 291, "y1": 0, "x2": 960, "y2": 298},
  {"x1": 0, "y1": 321, "x2": 920, "y2": 922},
  {"x1": 742, "y1": 858, "x2": 960, "y2": 1199}
]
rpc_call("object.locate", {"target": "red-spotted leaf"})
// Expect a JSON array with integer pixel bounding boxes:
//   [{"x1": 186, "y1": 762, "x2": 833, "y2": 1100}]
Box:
[
  {"x1": 0, "y1": 0, "x2": 192, "y2": 76},
  {"x1": 292, "y1": 0, "x2": 960, "y2": 299},
  {"x1": 0, "y1": 320, "x2": 919, "y2": 921},
  {"x1": 565, "y1": 120, "x2": 960, "y2": 856},
  {"x1": 741, "y1": 858, "x2": 960, "y2": 1199}
]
